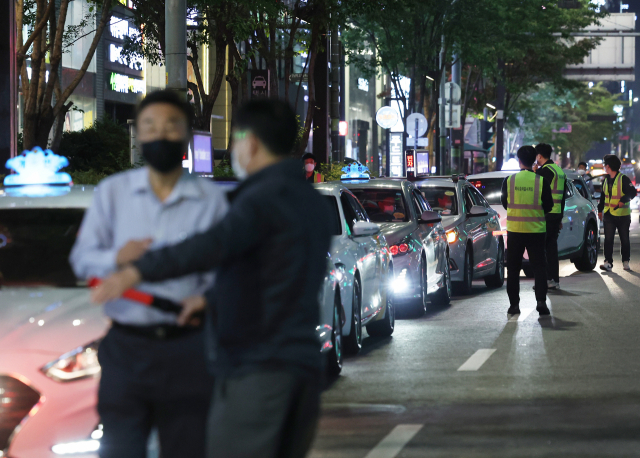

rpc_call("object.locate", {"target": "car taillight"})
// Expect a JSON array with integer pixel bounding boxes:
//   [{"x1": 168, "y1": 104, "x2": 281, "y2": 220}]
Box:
[
  {"x1": 399, "y1": 243, "x2": 409, "y2": 253},
  {"x1": 390, "y1": 245, "x2": 399, "y2": 256}
]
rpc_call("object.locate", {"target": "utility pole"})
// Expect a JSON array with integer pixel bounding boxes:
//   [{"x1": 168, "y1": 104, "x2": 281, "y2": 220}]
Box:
[
  {"x1": 439, "y1": 36, "x2": 447, "y2": 175},
  {"x1": 0, "y1": 0, "x2": 16, "y2": 163},
  {"x1": 165, "y1": 0, "x2": 187, "y2": 99},
  {"x1": 330, "y1": 22, "x2": 341, "y2": 162},
  {"x1": 495, "y1": 59, "x2": 505, "y2": 171},
  {"x1": 451, "y1": 55, "x2": 461, "y2": 174}
]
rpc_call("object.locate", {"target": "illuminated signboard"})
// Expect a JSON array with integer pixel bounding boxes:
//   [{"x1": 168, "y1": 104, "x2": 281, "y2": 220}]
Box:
[
  {"x1": 4, "y1": 147, "x2": 72, "y2": 186},
  {"x1": 110, "y1": 72, "x2": 145, "y2": 94},
  {"x1": 110, "y1": 16, "x2": 138, "y2": 40},
  {"x1": 109, "y1": 43, "x2": 142, "y2": 71},
  {"x1": 357, "y1": 78, "x2": 369, "y2": 92},
  {"x1": 389, "y1": 132, "x2": 404, "y2": 177},
  {"x1": 406, "y1": 154, "x2": 414, "y2": 168},
  {"x1": 339, "y1": 121, "x2": 348, "y2": 136}
]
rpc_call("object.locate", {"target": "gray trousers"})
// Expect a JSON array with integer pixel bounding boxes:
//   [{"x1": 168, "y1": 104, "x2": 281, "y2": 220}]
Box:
[{"x1": 207, "y1": 368, "x2": 321, "y2": 458}]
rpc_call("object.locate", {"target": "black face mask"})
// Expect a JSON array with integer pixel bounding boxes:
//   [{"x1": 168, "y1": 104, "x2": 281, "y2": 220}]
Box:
[{"x1": 141, "y1": 139, "x2": 186, "y2": 173}]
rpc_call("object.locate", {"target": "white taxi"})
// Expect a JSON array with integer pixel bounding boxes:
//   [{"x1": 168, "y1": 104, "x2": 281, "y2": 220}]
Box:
[{"x1": 0, "y1": 149, "x2": 344, "y2": 458}]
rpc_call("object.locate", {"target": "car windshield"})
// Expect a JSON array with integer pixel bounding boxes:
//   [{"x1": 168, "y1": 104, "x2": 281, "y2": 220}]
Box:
[
  {"x1": 349, "y1": 189, "x2": 409, "y2": 223},
  {"x1": 419, "y1": 186, "x2": 458, "y2": 215},
  {"x1": 468, "y1": 178, "x2": 504, "y2": 205},
  {"x1": 0, "y1": 209, "x2": 84, "y2": 287}
]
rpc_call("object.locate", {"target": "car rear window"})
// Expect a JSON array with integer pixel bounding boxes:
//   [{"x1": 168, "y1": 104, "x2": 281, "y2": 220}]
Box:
[
  {"x1": 0, "y1": 209, "x2": 84, "y2": 287},
  {"x1": 349, "y1": 189, "x2": 409, "y2": 223},
  {"x1": 418, "y1": 186, "x2": 458, "y2": 215},
  {"x1": 468, "y1": 178, "x2": 504, "y2": 205}
]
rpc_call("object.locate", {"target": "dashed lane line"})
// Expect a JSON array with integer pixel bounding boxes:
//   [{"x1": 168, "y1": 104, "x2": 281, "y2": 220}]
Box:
[
  {"x1": 457, "y1": 349, "x2": 496, "y2": 371},
  {"x1": 364, "y1": 424, "x2": 424, "y2": 458}
]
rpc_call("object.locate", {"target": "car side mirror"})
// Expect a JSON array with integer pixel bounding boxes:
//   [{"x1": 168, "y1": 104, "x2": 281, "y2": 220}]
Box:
[
  {"x1": 419, "y1": 210, "x2": 441, "y2": 224},
  {"x1": 469, "y1": 205, "x2": 488, "y2": 217},
  {"x1": 352, "y1": 221, "x2": 381, "y2": 237},
  {"x1": 593, "y1": 192, "x2": 601, "y2": 199}
]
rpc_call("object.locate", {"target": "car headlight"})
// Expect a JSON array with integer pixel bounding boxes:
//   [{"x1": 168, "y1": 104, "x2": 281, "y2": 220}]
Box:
[
  {"x1": 52, "y1": 425, "x2": 102, "y2": 455},
  {"x1": 41, "y1": 340, "x2": 101, "y2": 382},
  {"x1": 446, "y1": 228, "x2": 458, "y2": 244}
]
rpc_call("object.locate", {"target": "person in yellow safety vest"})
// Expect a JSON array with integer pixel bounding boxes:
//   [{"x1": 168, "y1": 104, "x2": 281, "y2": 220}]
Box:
[
  {"x1": 534, "y1": 143, "x2": 566, "y2": 290},
  {"x1": 598, "y1": 154, "x2": 637, "y2": 272},
  {"x1": 500, "y1": 146, "x2": 554, "y2": 318},
  {"x1": 302, "y1": 153, "x2": 325, "y2": 183}
]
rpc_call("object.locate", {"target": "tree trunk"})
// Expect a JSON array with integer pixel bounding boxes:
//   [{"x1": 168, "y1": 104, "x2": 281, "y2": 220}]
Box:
[{"x1": 49, "y1": 102, "x2": 73, "y2": 152}]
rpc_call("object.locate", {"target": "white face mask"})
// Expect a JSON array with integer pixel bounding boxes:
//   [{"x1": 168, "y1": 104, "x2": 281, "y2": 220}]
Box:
[
  {"x1": 231, "y1": 149, "x2": 248, "y2": 180},
  {"x1": 577, "y1": 169, "x2": 586, "y2": 176},
  {"x1": 305, "y1": 163, "x2": 315, "y2": 173}
]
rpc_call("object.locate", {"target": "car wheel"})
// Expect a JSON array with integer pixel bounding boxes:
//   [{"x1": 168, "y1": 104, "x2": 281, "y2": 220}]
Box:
[
  {"x1": 573, "y1": 223, "x2": 598, "y2": 272},
  {"x1": 343, "y1": 277, "x2": 362, "y2": 355},
  {"x1": 485, "y1": 241, "x2": 505, "y2": 288},
  {"x1": 326, "y1": 293, "x2": 343, "y2": 376},
  {"x1": 367, "y1": 268, "x2": 395, "y2": 337},
  {"x1": 429, "y1": 252, "x2": 451, "y2": 306},
  {"x1": 455, "y1": 247, "x2": 473, "y2": 295}
]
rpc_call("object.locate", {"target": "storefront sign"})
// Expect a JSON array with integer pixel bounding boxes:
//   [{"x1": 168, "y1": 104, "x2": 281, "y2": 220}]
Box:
[
  {"x1": 389, "y1": 132, "x2": 404, "y2": 177},
  {"x1": 376, "y1": 106, "x2": 399, "y2": 130},
  {"x1": 357, "y1": 78, "x2": 369, "y2": 92},
  {"x1": 109, "y1": 72, "x2": 145, "y2": 94},
  {"x1": 110, "y1": 16, "x2": 137, "y2": 40},
  {"x1": 109, "y1": 43, "x2": 142, "y2": 71}
]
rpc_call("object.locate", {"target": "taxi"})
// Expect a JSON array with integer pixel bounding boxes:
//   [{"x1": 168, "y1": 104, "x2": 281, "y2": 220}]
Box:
[
  {"x1": 340, "y1": 164, "x2": 451, "y2": 316},
  {"x1": 0, "y1": 148, "x2": 343, "y2": 458},
  {"x1": 315, "y1": 178, "x2": 395, "y2": 357}
]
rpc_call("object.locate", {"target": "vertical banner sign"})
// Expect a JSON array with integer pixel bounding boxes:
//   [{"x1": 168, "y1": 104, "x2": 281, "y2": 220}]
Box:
[
  {"x1": 251, "y1": 70, "x2": 270, "y2": 98},
  {"x1": 389, "y1": 132, "x2": 404, "y2": 177}
]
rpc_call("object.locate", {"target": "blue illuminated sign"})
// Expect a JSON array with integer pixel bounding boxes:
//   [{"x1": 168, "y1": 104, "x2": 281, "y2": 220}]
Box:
[
  {"x1": 341, "y1": 162, "x2": 371, "y2": 181},
  {"x1": 4, "y1": 147, "x2": 72, "y2": 186}
]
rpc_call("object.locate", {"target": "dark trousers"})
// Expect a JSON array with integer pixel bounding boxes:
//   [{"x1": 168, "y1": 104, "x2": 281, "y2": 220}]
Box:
[
  {"x1": 603, "y1": 212, "x2": 631, "y2": 265},
  {"x1": 507, "y1": 231, "x2": 547, "y2": 306},
  {"x1": 97, "y1": 325, "x2": 214, "y2": 458},
  {"x1": 207, "y1": 368, "x2": 320, "y2": 458},
  {"x1": 545, "y1": 218, "x2": 562, "y2": 283}
]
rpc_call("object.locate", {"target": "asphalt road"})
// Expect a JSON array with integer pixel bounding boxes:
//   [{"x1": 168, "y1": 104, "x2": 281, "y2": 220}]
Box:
[{"x1": 310, "y1": 217, "x2": 640, "y2": 458}]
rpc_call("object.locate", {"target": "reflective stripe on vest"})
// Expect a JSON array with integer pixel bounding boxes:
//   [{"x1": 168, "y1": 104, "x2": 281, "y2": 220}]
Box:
[
  {"x1": 542, "y1": 162, "x2": 565, "y2": 214},
  {"x1": 507, "y1": 171, "x2": 546, "y2": 233},
  {"x1": 314, "y1": 172, "x2": 324, "y2": 183},
  {"x1": 604, "y1": 173, "x2": 631, "y2": 216}
]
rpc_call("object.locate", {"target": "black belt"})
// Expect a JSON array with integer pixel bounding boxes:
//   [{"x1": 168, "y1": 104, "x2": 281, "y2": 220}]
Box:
[{"x1": 112, "y1": 321, "x2": 203, "y2": 340}]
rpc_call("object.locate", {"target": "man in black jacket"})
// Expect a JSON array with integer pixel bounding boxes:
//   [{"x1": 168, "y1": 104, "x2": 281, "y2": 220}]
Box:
[
  {"x1": 93, "y1": 99, "x2": 334, "y2": 458},
  {"x1": 598, "y1": 154, "x2": 637, "y2": 272}
]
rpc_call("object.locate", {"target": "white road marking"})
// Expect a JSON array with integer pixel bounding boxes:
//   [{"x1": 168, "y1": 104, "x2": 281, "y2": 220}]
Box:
[
  {"x1": 457, "y1": 349, "x2": 496, "y2": 371},
  {"x1": 364, "y1": 424, "x2": 423, "y2": 458}
]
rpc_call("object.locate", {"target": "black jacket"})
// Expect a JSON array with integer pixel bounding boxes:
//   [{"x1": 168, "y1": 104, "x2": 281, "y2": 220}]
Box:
[
  {"x1": 133, "y1": 159, "x2": 334, "y2": 377},
  {"x1": 597, "y1": 172, "x2": 637, "y2": 213},
  {"x1": 501, "y1": 169, "x2": 554, "y2": 214},
  {"x1": 536, "y1": 159, "x2": 566, "y2": 221}
]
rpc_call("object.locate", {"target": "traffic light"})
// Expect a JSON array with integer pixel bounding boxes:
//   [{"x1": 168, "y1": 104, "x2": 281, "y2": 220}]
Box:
[{"x1": 481, "y1": 120, "x2": 494, "y2": 151}]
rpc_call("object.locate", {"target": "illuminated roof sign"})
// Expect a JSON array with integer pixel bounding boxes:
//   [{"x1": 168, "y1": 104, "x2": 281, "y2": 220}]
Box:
[
  {"x1": 4, "y1": 147, "x2": 72, "y2": 186},
  {"x1": 341, "y1": 162, "x2": 371, "y2": 181}
]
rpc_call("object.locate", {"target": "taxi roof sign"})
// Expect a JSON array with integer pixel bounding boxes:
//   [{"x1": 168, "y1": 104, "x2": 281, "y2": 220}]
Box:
[
  {"x1": 341, "y1": 161, "x2": 371, "y2": 181},
  {"x1": 4, "y1": 147, "x2": 72, "y2": 186}
]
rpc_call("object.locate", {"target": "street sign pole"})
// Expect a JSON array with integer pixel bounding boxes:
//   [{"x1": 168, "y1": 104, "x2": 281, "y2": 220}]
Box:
[{"x1": 166, "y1": 0, "x2": 187, "y2": 99}]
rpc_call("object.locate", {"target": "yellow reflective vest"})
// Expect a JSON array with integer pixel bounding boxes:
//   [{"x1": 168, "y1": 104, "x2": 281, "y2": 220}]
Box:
[
  {"x1": 542, "y1": 162, "x2": 565, "y2": 214},
  {"x1": 507, "y1": 171, "x2": 546, "y2": 233},
  {"x1": 603, "y1": 173, "x2": 631, "y2": 216}
]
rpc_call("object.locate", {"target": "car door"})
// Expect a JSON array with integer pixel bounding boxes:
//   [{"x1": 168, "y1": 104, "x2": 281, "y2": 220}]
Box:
[
  {"x1": 468, "y1": 185, "x2": 497, "y2": 273},
  {"x1": 558, "y1": 182, "x2": 579, "y2": 253},
  {"x1": 340, "y1": 192, "x2": 380, "y2": 321},
  {"x1": 462, "y1": 186, "x2": 486, "y2": 273},
  {"x1": 412, "y1": 188, "x2": 444, "y2": 282}
]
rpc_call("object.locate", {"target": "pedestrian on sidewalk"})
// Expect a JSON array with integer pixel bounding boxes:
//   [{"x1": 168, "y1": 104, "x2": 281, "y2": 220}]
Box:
[
  {"x1": 91, "y1": 99, "x2": 334, "y2": 458},
  {"x1": 501, "y1": 146, "x2": 554, "y2": 317},
  {"x1": 598, "y1": 154, "x2": 637, "y2": 272},
  {"x1": 535, "y1": 143, "x2": 566, "y2": 290},
  {"x1": 70, "y1": 90, "x2": 229, "y2": 458}
]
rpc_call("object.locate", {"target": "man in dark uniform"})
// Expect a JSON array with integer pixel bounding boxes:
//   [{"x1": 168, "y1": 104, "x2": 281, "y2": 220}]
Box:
[
  {"x1": 598, "y1": 154, "x2": 637, "y2": 272},
  {"x1": 501, "y1": 146, "x2": 554, "y2": 317},
  {"x1": 92, "y1": 99, "x2": 333, "y2": 458},
  {"x1": 535, "y1": 143, "x2": 566, "y2": 290}
]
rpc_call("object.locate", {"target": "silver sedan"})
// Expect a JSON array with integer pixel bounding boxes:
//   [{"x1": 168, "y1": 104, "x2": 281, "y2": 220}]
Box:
[
  {"x1": 415, "y1": 177, "x2": 505, "y2": 294},
  {"x1": 342, "y1": 179, "x2": 451, "y2": 315}
]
